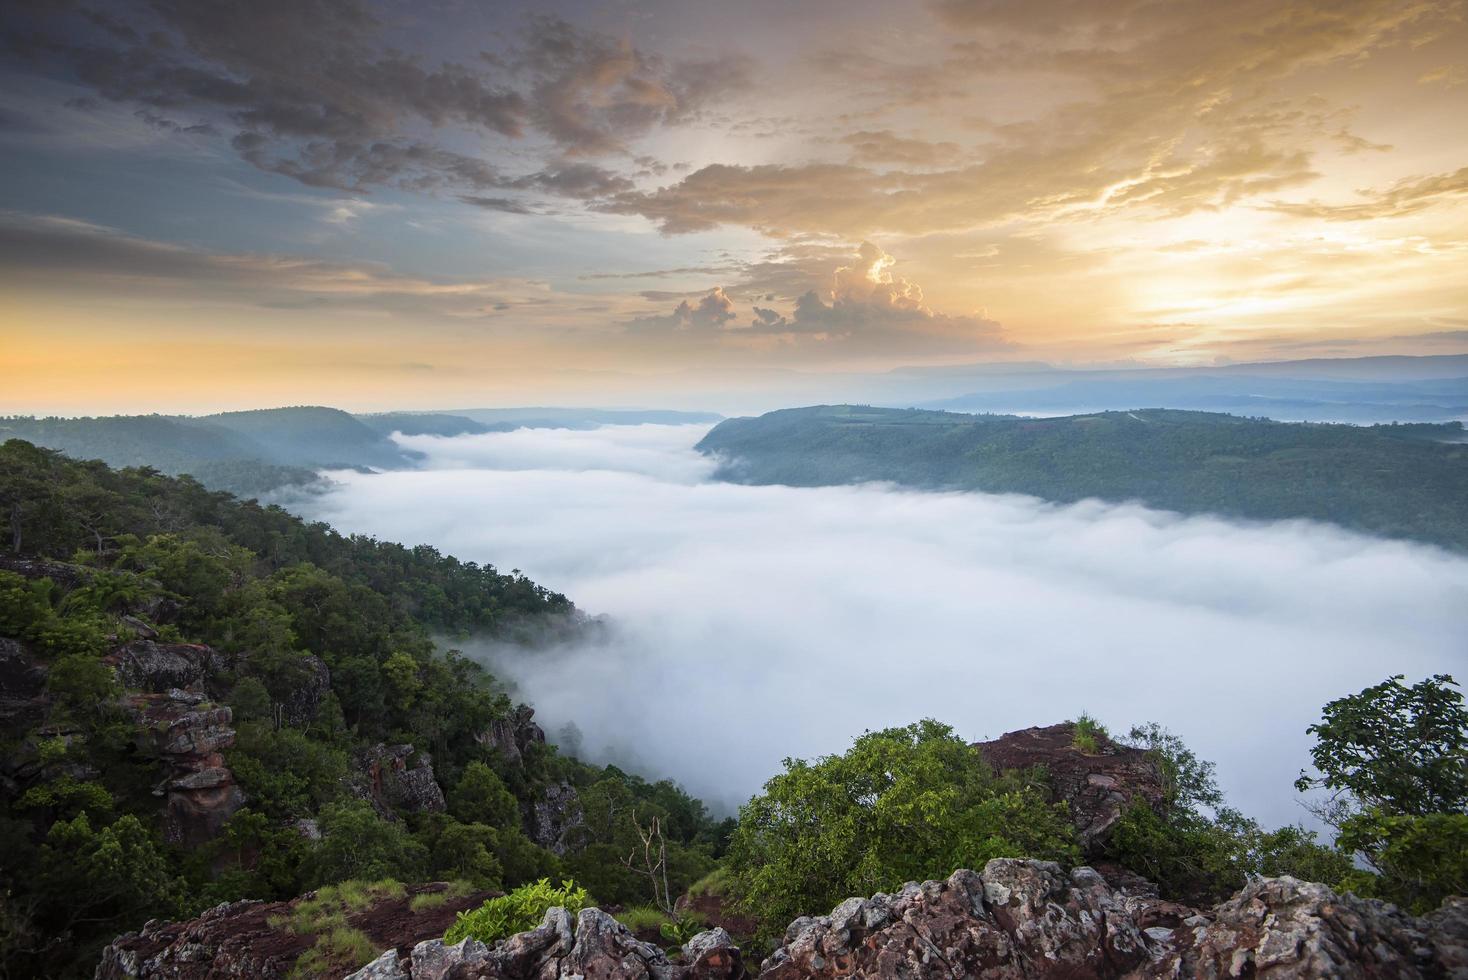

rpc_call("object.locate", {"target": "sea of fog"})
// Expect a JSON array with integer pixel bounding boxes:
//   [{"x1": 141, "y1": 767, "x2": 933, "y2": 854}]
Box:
[{"x1": 301, "y1": 423, "x2": 1468, "y2": 828}]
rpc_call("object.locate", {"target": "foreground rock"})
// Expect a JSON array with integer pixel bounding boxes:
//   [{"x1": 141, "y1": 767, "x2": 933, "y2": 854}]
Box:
[
  {"x1": 760, "y1": 861, "x2": 1468, "y2": 980},
  {"x1": 95, "y1": 882, "x2": 490, "y2": 979},
  {"x1": 348, "y1": 907, "x2": 744, "y2": 980},
  {"x1": 96, "y1": 860, "x2": 1468, "y2": 979},
  {"x1": 974, "y1": 723, "x2": 1165, "y2": 852}
]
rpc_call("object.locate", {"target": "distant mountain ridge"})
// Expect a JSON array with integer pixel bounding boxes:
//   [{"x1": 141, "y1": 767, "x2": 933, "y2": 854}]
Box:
[
  {"x1": 696, "y1": 405, "x2": 1468, "y2": 550},
  {"x1": 0, "y1": 405, "x2": 725, "y2": 499}
]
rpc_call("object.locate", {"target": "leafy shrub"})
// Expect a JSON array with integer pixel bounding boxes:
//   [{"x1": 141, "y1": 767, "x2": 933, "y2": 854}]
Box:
[
  {"x1": 728, "y1": 719, "x2": 1078, "y2": 935},
  {"x1": 1071, "y1": 713, "x2": 1108, "y2": 754},
  {"x1": 444, "y1": 878, "x2": 591, "y2": 945}
]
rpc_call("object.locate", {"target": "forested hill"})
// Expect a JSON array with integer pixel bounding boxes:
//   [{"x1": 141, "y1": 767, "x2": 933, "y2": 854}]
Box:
[
  {"x1": 0, "y1": 407, "x2": 409, "y2": 498},
  {"x1": 696, "y1": 406, "x2": 1468, "y2": 550},
  {"x1": 0, "y1": 439, "x2": 728, "y2": 977}
]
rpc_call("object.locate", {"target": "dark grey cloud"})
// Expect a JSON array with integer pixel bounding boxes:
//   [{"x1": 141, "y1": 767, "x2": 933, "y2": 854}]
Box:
[{"x1": 1, "y1": 2, "x2": 748, "y2": 201}]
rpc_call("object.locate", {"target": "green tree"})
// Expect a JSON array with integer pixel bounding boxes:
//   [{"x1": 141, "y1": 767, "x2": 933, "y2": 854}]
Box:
[
  {"x1": 1295, "y1": 674, "x2": 1467, "y2": 817},
  {"x1": 449, "y1": 762, "x2": 520, "y2": 830},
  {"x1": 728, "y1": 719, "x2": 1077, "y2": 933},
  {"x1": 305, "y1": 802, "x2": 427, "y2": 887},
  {"x1": 1296, "y1": 674, "x2": 1467, "y2": 911}
]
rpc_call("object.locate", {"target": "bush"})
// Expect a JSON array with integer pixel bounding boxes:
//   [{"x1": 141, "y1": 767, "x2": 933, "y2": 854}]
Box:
[
  {"x1": 728, "y1": 719, "x2": 1078, "y2": 935},
  {"x1": 444, "y1": 878, "x2": 591, "y2": 945},
  {"x1": 1071, "y1": 713, "x2": 1108, "y2": 754}
]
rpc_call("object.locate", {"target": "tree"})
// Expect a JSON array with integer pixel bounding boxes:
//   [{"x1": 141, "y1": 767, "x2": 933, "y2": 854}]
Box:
[
  {"x1": 1295, "y1": 674, "x2": 1467, "y2": 817},
  {"x1": 305, "y1": 802, "x2": 427, "y2": 887},
  {"x1": 728, "y1": 719, "x2": 1077, "y2": 934},
  {"x1": 1296, "y1": 674, "x2": 1467, "y2": 911},
  {"x1": 448, "y1": 762, "x2": 520, "y2": 830}
]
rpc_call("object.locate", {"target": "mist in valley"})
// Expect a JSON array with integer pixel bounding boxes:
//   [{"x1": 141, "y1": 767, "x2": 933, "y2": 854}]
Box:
[{"x1": 303, "y1": 424, "x2": 1468, "y2": 827}]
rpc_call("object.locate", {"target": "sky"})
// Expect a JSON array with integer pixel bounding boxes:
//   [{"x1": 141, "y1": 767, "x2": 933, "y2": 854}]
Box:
[
  {"x1": 2, "y1": 0, "x2": 1467, "y2": 413},
  {"x1": 302, "y1": 423, "x2": 1468, "y2": 825}
]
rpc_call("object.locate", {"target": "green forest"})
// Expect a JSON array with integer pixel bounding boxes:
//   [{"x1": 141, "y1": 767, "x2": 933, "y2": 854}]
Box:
[
  {"x1": 1, "y1": 439, "x2": 1463, "y2": 977},
  {"x1": 696, "y1": 406, "x2": 1468, "y2": 550}
]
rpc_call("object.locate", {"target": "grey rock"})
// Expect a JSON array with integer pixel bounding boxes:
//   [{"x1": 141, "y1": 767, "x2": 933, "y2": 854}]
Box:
[{"x1": 344, "y1": 948, "x2": 408, "y2": 980}]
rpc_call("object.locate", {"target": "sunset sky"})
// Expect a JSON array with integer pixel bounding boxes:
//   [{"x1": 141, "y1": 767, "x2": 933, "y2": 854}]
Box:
[{"x1": 2, "y1": 0, "x2": 1466, "y2": 413}]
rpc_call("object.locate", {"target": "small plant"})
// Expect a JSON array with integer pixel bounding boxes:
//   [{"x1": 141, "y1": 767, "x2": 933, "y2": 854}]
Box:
[
  {"x1": 659, "y1": 909, "x2": 707, "y2": 948},
  {"x1": 445, "y1": 878, "x2": 591, "y2": 945},
  {"x1": 1072, "y1": 713, "x2": 1109, "y2": 754}
]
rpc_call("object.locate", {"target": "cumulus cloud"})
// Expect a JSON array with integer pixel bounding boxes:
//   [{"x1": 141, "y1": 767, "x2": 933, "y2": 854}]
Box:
[
  {"x1": 630, "y1": 286, "x2": 739, "y2": 334},
  {"x1": 303, "y1": 424, "x2": 1468, "y2": 823}
]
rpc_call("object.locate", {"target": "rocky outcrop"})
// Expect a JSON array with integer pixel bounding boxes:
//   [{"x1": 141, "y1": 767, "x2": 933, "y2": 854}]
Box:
[
  {"x1": 106, "y1": 640, "x2": 227, "y2": 694},
  {"x1": 758, "y1": 861, "x2": 1468, "y2": 980},
  {"x1": 0, "y1": 637, "x2": 48, "y2": 733},
  {"x1": 974, "y1": 723, "x2": 1165, "y2": 852},
  {"x1": 476, "y1": 704, "x2": 545, "y2": 767},
  {"x1": 761, "y1": 861, "x2": 1157, "y2": 980},
  {"x1": 1158, "y1": 877, "x2": 1468, "y2": 978},
  {"x1": 127, "y1": 690, "x2": 245, "y2": 847},
  {"x1": 96, "y1": 882, "x2": 489, "y2": 979},
  {"x1": 352, "y1": 743, "x2": 446, "y2": 817},
  {"x1": 282, "y1": 652, "x2": 331, "y2": 726},
  {"x1": 350, "y1": 906, "x2": 743, "y2": 980},
  {"x1": 96, "y1": 859, "x2": 1468, "y2": 980},
  {"x1": 527, "y1": 779, "x2": 583, "y2": 855}
]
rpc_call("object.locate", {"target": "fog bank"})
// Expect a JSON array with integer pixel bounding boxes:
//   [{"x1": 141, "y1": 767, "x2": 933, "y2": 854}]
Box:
[{"x1": 305, "y1": 424, "x2": 1468, "y2": 825}]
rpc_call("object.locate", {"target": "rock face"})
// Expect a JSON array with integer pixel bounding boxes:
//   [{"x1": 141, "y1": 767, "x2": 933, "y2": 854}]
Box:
[
  {"x1": 528, "y1": 779, "x2": 583, "y2": 855},
  {"x1": 350, "y1": 906, "x2": 743, "y2": 980},
  {"x1": 127, "y1": 690, "x2": 245, "y2": 847},
  {"x1": 0, "y1": 637, "x2": 48, "y2": 733},
  {"x1": 974, "y1": 723, "x2": 1165, "y2": 852},
  {"x1": 476, "y1": 704, "x2": 545, "y2": 767},
  {"x1": 353, "y1": 743, "x2": 447, "y2": 817},
  {"x1": 106, "y1": 640, "x2": 227, "y2": 694}
]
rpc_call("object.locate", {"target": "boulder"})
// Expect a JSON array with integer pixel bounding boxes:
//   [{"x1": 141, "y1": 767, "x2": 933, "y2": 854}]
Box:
[
  {"x1": 683, "y1": 928, "x2": 744, "y2": 980},
  {"x1": 352, "y1": 743, "x2": 446, "y2": 817},
  {"x1": 974, "y1": 722, "x2": 1165, "y2": 852}
]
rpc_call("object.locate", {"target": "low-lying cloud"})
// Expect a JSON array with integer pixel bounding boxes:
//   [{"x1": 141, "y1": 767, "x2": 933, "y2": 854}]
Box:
[{"x1": 306, "y1": 424, "x2": 1468, "y2": 826}]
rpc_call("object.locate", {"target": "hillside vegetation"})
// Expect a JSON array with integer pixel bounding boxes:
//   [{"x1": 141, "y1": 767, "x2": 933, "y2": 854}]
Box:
[
  {"x1": 0, "y1": 440, "x2": 726, "y2": 976},
  {"x1": 696, "y1": 406, "x2": 1468, "y2": 549}
]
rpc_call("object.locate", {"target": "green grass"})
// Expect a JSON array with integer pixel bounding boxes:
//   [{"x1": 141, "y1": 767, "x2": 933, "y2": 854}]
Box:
[
  {"x1": 687, "y1": 866, "x2": 734, "y2": 899},
  {"x1": 1072, "y1": 713, "x2": 1109, "y2": 754},
  {"x1": 409, "y1": 881, "x2": 473, "y2": 913},
  {"x1": 615, "y1": 905, "x2": 673, "y2": 932},
  {"x1": 271, "y1": 879, "x2": 405, "y2": 937},
  {"x1": 289, "y1": 926, "x2": 380, "y2": 979}
]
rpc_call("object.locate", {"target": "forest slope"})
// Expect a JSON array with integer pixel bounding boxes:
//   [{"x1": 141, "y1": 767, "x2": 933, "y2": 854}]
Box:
[{"x1": 696, "y1": 406, "x2": 1468, "y2": 549}]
